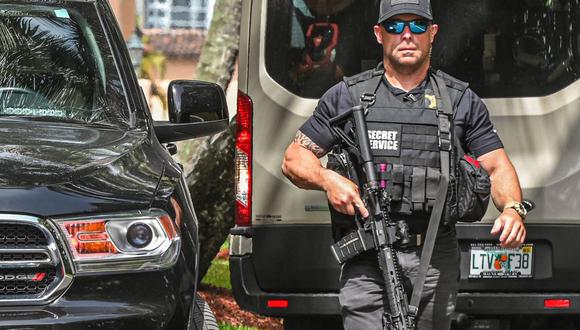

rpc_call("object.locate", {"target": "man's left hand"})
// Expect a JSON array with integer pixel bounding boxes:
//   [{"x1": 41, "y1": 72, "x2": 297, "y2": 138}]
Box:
[{"x1": 490, "y1": 208, "x2": 526, "y2": 248}]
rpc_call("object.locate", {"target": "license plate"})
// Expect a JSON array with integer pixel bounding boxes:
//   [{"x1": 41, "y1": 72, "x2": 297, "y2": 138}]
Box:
[{"x1": 469, "y1": 243, "x2": 534, "y2": 279}]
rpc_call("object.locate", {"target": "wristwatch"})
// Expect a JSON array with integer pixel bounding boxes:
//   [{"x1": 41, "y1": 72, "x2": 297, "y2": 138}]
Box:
[{"x1": 504, "y1": 201, "x2": 527, "y2": 220}]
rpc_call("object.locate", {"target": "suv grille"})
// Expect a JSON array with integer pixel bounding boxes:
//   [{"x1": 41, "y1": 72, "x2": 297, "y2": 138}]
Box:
[
  {"x1": 0, "y1": 223, "x2": 48, "y2": 247},
  {"x1": 0, "y1": 269, "x2": 57, "y2": 296},
  {"x1": 0, "y1": 252, "x2": 49, "y2": 262},
  {"x1": 0, "y1": 220, "x2": 68, "y2": 305}
]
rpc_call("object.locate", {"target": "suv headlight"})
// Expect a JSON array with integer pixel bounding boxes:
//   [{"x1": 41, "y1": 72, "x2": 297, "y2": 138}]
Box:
[{"x1": 53, "y1": 209, "x2": 180, "y2": 275}]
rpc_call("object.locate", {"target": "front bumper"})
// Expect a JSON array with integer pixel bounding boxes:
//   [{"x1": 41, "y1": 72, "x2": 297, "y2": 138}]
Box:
[{"x1": 0, "y1": 271, "x2": 185, "y2": 329}]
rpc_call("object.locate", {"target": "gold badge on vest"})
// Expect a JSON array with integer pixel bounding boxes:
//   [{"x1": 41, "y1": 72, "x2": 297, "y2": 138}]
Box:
[{"x1": 425, "y1": 94, "x2": 437, "y2": 110}]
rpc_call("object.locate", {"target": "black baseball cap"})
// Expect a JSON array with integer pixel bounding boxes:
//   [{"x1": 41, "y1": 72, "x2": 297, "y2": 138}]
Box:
[{"x1": 377, "y1": 0, "x2": 433, "y2": 23}]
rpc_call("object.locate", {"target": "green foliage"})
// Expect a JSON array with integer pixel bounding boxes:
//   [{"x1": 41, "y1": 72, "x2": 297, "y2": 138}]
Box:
[
  {"x1": 139, "y1": 44, "x2": 167, "y2": 110},
  {"x1": 201, "y1": 258, "x2": 231, "y2": 290},
  {"x1": 218, "y1": 323, "x2": 258, "y2": 330},
  {"x1": 140, "y1": 52, "x2": 167, "y2": 81}
]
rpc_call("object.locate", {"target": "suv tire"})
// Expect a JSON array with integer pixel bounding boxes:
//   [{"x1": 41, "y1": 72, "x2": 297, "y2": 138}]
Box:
[{"x1": 188, "y1": 293, "x2": 218, "y2": 330}]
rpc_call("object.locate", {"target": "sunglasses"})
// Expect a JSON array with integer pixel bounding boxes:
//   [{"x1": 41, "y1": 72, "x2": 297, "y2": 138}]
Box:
[{"x1": 382, "y1": 20, "x2": 431, "y2": 34}]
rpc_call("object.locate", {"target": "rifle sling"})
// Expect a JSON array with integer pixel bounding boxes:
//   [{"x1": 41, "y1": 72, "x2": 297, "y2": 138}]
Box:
[{"x1": 409, "y1": 74, "x2": 454, "y2": 309}]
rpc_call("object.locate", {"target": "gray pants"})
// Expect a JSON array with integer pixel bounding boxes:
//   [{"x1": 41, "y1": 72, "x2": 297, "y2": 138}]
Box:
[{"x1": 338, "y1": 227, "x2": 460, "y2": 330}]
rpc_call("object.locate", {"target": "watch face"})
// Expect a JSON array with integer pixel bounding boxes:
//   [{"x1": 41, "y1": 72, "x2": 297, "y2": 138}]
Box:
[
  {"x1": 515, "y1": 203, "x2": 527, "y2": 216},
  {"x1": 506, "y1": 202, "x2": 526, "y2": 218}
]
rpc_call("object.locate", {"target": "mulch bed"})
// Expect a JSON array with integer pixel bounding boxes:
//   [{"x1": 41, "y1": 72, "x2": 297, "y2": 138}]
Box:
[
  {"x1": 198, "y1": 284, "x2": 284, "y2": 330},
  {"x1": 215, "y1": 248, "x2": 229, "y2": 260}
]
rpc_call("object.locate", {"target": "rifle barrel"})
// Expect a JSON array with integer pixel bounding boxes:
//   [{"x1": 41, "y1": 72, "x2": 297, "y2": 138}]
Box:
[{"x1": 351, "y1": 105, "x2": 379, "y2": 189}]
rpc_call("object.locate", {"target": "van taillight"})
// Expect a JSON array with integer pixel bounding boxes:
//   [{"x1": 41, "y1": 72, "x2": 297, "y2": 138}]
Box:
[
  {"x1": 235, "y1": 90, "x2": 253, "y2": 226},
  {"x1": 544, "y1": 299, "x2": 570, "y2": 309}
]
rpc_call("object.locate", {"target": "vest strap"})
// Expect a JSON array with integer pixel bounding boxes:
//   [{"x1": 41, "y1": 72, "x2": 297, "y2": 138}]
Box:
[
  {"x1": 430, "y1": 75, "x2": 454, "y2": 151},
  {"x1": 343, "y1": 69, "x2": 383, "y2": 110},
  {"x1": 411, "y1": 167, "x2": 426, "y2": 212},
  {"x1": 426, "y1": 167, "x2": 440, "y2": 201}
]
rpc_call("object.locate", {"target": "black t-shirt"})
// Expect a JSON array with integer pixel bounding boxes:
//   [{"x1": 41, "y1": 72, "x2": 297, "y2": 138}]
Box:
[{"x1": 300, "y1": 75, "x2": 503, "y2": 157}]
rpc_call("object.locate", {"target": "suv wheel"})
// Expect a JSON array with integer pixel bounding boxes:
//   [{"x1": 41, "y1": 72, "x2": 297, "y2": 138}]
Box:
[{"x1": 188, "y1": 293, "x2": 218, "y2": 330}]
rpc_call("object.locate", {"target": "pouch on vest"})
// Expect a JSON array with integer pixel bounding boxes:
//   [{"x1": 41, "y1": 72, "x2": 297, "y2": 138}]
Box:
[{"x1": 449, "y1": 150, "x2": 491, "y2": 222}]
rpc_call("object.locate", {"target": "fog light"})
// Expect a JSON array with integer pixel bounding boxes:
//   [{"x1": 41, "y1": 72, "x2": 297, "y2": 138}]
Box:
[{"x1": 127, "y1": 223, "x2": 153, "y2": 248}]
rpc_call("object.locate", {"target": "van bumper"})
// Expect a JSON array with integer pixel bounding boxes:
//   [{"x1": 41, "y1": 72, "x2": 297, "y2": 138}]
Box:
[
  {"x1": 231, "y1": 252, "x2": 580, "y2": 317},
  {"x1": 229, "y1": 254, "x2": 340, "y2": 316},
  {"x1": 232, "y1": 255, "x2": 580, "y2": 317},
  {"x1": 456, "y1": 292, "x2": 580, "y2": 315},
  {"x1": 231, "y1": 223, "x2": 580, "y2": 317}
]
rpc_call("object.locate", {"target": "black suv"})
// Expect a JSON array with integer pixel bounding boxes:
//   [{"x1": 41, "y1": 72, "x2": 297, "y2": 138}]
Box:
[{"x1": 0, "y1": 1, "x2": 227, "y2": 329}]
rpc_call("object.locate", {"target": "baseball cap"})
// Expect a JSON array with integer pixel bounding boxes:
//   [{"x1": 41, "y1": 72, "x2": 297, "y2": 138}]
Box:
[{"x1": 377, "y1": 0, "x2": 433, "y2": 24}]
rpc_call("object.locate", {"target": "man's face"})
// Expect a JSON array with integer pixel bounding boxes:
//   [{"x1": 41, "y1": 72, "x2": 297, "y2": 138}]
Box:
[
  {"x1": 374, "y1": 14, "x2": 438, "y2": 71},
  {"x1": 313, "y1": 35, "x2": 324, "y2": 48}
]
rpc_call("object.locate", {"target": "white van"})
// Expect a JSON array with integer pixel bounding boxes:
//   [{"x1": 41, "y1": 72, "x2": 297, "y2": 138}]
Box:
[{"x1": 232, "y1": 0, "x2": 580, "y2": 329}]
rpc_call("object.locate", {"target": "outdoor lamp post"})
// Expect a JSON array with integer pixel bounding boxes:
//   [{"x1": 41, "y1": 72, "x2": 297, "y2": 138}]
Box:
[{"x1": 127, "y1": 31, "x2": 144, "y2": 76}]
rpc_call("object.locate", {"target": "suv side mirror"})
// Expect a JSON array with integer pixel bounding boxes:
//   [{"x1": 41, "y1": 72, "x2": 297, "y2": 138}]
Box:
[{"x1": 154, "y1": 80, "x2": 229, "y2": 143}]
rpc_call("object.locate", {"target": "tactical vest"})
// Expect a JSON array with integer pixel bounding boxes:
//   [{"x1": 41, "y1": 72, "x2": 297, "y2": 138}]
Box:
[{"x1": 328, "y1": 67, "x2": 468, "y2": 234}]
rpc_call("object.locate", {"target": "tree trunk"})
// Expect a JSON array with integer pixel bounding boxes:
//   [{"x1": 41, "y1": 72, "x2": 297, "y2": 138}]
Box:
[
  {"x1": 187, "y1": 0, "x2": 241, "y2": 282},
  {"x1": 196, "y1": 0, "x2": 242, "y2": 89},
  {"x1": 187, "y1": 123, "x2": 235, "y2": 283}
]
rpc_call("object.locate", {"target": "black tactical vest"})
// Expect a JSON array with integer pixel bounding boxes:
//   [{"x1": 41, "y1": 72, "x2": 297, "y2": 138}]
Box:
[{"x1": 328, "y1": 67, "x2": 468, "y2": 233}]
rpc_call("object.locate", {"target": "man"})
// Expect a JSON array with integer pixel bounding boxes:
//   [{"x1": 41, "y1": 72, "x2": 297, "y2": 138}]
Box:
[
  {"x1": 293, "y1": 23, "x2": 344, "y2": 96},
  {"x1": 282, "y1": 0, "x2": 527, "y2": 329}
]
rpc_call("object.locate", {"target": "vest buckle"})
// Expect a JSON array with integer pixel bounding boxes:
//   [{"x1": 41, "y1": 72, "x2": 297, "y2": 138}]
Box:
[
  {"x1": 360, "y1": 93, "x2": 376, "y2": 106},
  {"x1": 439, "y1": 131, "x2": 452, "y2": 151}
]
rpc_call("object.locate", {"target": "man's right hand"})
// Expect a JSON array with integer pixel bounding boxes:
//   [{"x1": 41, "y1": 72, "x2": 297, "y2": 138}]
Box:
[
  {"x1": 281, "y1": 131, "x2": 369, "y2": 219},
  {"x1": 321, "y1": 169, "x2": 369, "y2": 218}
]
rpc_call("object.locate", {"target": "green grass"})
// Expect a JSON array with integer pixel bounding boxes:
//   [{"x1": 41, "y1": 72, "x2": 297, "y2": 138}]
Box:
[
  {"x1": 221, "y1": 237, "x2": 230, "y2": 249},
  {"x1": 218, "y1": 323, "x2": 258, "y2": 330},
  {"x1": 202, "y1": 258, "x2": 231, "y2": 290}
]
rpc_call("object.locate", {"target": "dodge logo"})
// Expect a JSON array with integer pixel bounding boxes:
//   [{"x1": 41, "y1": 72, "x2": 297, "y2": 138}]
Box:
[{"x1": 0, "y1": 273, "x2": 46, "y2": 281}]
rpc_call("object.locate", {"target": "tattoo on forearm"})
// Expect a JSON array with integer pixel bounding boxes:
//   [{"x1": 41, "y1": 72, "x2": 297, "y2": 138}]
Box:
[{"x1": 294, "y1": 131, "x2": 326, "y2": 158}]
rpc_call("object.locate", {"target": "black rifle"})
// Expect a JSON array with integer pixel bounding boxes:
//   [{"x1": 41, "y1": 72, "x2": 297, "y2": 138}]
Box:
[{"x1": 329, "y1": 105, "x2": 417, "y2": 330}]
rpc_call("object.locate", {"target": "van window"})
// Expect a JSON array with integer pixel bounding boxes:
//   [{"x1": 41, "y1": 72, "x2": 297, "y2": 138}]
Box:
[
  {"x1": 265, "y1": 0, "x2": 580, "y2": 99},
  {"x1": 0, "y1": 3, "x2": 130, "y2": 127}
]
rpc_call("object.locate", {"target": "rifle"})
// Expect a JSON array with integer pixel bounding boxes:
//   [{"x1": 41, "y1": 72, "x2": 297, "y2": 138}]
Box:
[{"x1": 329, "y1": 105, "x2": 417, "y2": 330}]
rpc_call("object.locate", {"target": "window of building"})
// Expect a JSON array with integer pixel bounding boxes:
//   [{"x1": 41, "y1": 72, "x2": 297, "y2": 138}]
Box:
[{"x1": 145, "y1": 0, "x2": 212, "y2": 29}]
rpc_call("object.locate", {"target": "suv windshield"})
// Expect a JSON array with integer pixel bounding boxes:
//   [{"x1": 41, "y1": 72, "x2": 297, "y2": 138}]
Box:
[
  {"x1": 266, "y1": 0, "x2": 580, "y2": 99},
  {"x1": 0, "y1": 2, "x2": 130, "y2": 127}
]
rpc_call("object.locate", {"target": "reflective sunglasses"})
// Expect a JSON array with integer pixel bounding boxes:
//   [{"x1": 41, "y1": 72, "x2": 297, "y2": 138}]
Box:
[{"x1": 382, "y1": 20, "x2": 431, "y2": 34}]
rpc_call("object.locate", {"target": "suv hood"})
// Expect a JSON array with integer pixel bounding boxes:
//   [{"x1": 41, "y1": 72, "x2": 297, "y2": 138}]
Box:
[{"x1": 0, "y1": 121, "x2": 167, "y2": 216}]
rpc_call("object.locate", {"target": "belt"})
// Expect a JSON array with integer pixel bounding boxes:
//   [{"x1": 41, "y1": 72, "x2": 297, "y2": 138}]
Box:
[
  {"x1": 331, "y1": 223, "x2": 454, "y2": 264},
  {"x1": 399, "y1": 223, "x2": 455, "y2": 248}
]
